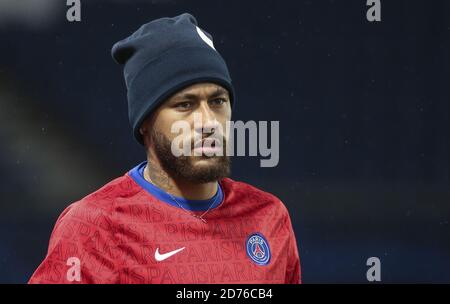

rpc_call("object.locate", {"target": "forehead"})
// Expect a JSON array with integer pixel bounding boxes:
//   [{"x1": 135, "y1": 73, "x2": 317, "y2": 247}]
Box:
[{"x1": 170, "y1": 82, "x2": 229, "y2": 99}]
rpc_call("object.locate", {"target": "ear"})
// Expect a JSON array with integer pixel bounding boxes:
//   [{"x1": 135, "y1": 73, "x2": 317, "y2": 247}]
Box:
[
  {"x1": 140, "y1": 123, "x2": 152, "y2": 149},
  {"x1": 141, "y1": 127, "x2": 151, "y2": 155}
]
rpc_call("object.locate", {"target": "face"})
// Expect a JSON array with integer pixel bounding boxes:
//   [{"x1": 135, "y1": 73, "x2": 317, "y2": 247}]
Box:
[{"x1": 141, "y1": 82, "x2": 232, "y2": 183}]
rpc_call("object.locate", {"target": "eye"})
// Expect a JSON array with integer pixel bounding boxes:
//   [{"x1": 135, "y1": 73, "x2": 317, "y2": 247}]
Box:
[
  {"x1": 209, "y1": 98, "x2": 227, "y2": 106},
  {"x1": 175, "y1": 102, "x2": 193, "y2": 110}
]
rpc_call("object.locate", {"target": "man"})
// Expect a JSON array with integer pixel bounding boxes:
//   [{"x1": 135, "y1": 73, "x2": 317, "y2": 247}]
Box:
[{"x1": 29, "y1": 13, "x2": 301, "y2": 284}]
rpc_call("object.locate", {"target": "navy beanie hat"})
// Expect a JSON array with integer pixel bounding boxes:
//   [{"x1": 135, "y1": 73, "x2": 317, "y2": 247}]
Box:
[{"x1": 111, "y1": 13, "x2": 235, "y2": 145}]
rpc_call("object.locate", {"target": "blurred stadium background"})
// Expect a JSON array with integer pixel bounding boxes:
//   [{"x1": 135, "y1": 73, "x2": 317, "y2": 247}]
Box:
[{"x1": 0, "y1": 0, "x2": 449, "y2": 283}]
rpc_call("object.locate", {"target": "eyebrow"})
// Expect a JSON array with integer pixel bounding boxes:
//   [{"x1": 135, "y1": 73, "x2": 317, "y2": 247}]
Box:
[
  {"x1": 174, "y1": 87, "x2": 229, "y2": 101},
  {"x1": 209, "y1": 87, "x2": 229, "y2": 99}
]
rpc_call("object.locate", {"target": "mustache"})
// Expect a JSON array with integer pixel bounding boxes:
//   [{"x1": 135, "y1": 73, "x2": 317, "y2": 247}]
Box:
[{"x1": 192, "y1": 134, "x2": 226, "y2": 149}]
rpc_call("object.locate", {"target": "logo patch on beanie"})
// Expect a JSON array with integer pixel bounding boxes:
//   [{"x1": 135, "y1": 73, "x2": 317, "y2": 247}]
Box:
[{"x1": 196, "y1": 26, "x2": 216, "y2": 51}]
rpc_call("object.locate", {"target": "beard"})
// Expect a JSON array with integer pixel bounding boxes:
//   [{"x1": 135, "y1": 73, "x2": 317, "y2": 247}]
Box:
[{"x1": 151, "y1": 129, "x2": 231, "y2": 184}]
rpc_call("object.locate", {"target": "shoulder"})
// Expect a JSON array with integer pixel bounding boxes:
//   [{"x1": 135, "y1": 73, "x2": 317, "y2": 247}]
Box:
[
  {"x1": 53, "y1": 173, "x2": 139, "y2": 233},
  {"x1": 220, "y1": 177, "x2": 291, "y2": 216}
]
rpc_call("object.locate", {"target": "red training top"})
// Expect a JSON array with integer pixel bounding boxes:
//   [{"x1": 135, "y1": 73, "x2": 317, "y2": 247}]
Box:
[{"x1": 29, "y1": 161, "x2": 301, "y2": 284}]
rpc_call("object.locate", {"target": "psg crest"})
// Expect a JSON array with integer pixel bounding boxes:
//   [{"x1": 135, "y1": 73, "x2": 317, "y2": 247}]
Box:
[{"x1": 246, "y1": 233, "x2": 271, "y2": 266}]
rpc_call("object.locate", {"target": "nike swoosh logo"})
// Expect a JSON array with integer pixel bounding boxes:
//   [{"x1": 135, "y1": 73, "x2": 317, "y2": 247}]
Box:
[{"x1": 155, "y1": 247, "x2": 185, "y2": 262}]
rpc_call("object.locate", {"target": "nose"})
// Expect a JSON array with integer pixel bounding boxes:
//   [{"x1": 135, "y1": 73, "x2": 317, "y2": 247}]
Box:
[{"x1": 194, "y1": 101, "x2": 220, "y2": 134}]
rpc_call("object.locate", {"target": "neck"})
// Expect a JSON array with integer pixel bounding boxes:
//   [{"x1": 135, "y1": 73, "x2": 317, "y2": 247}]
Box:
[{"x1": 144, "y1": 159, "x2": 218, "y2": 200}]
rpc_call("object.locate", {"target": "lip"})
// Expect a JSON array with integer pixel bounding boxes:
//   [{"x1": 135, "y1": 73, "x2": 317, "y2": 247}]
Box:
[
  {"x1": 193, "y1": 137, "x2": 220, "y2": 148},
  {"x1": 192, "y1": 145, "x2": 223, "y2": 155},
  {"x1": 191, "y1": 137, "x2": 224, "y2": 155}
]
